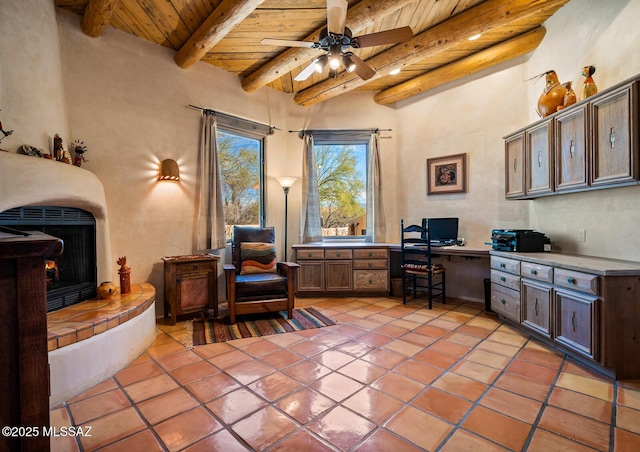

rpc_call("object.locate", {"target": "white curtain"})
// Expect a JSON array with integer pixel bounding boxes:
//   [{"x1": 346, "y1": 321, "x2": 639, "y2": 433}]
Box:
[
  {"x1": 300, "y1": 133, "x2": 323, "y2": 243},
  {"x1": 193, "y1": 112, "x2": 226, "y2": 251},
  {"x1": 365, "y1": 131, "x2": 386, "y2": 242}
]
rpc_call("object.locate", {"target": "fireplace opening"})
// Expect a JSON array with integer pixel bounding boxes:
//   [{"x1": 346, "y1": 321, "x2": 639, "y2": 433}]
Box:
[{"x1": 0, "y1": 206, "x2": 97, "y2": 311}]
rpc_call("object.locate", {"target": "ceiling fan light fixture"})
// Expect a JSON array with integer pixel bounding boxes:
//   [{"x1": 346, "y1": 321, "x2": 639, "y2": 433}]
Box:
[
  {"x1": 342, "y1": 55, "x2": 356, "y2": 73},
  {"x1": 329, "y1": 57, "x2": 340, "y2": 70},
  {"x1": 315, "y1": 55, "x2": 329, "y2": 73}
]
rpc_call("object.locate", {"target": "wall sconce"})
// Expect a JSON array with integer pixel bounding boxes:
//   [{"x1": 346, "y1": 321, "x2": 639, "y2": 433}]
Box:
[{"x1": 158, "y1": 159, "x2": 180, "y2": 181}]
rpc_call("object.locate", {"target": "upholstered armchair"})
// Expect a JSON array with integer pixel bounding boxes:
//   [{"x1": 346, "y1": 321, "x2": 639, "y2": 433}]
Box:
[{"x1": 223, "y1": 226, "x2": 299, "y2": 324}]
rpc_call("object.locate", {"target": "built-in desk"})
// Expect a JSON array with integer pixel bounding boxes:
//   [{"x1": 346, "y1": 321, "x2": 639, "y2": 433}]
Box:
[{"x1": 294, "y1": 242, "x2": 491, "y2": 299}]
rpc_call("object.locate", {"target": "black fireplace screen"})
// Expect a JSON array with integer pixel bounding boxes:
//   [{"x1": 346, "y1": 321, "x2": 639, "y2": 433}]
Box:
[{"x1": 0, "y1": 206, "x2": 97, "y2": 311}]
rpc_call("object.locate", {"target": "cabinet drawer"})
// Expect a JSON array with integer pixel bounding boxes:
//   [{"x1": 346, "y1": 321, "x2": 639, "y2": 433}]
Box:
[
  {"x1": 554, "y1": 268, "x2": 599, "y2": 295},
  {"x1": 491, "y1": 256, "x2": 521, "y2": 275},
  {"x1": 174, "y1": 260, "x2": 215, "y2": 275},
  {"x1": 297, "y1": 249, "x2": 324, "y2": 260},
  {"x1": 354, "y1": 270, "x2": 388, "y2": 291},
  {"x1": 521, "y1": 262, "x2": 553, "y2": 283},
  {"x1": 491, "y1": 270, "x2": 521, "y2": 291},
  {"x1": 353, "y1": 259, "x2": 387, "y2": 270},
  {"x1": 325, "y1": 249, "x2": 352, "y2": 259},
  {"x1": 354, "y1": 248, "x2": 388, "y2": 259},
  {"x1": 491, "y1": 283, "x2": 521, "y2": 322}
]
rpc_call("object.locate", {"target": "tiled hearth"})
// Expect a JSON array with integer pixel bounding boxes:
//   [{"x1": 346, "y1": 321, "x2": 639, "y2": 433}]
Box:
[
  {"x1": 50, "y1": 296, "x2": 640, "y2": 451},
  {"x1": 47, "y1": 283, "x2": 155, "y2": 351}
]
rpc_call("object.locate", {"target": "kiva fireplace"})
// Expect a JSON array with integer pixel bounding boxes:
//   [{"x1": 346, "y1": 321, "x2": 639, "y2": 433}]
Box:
[{"x1": 0, "y1": 206, "x2": 97, "y2": 311}]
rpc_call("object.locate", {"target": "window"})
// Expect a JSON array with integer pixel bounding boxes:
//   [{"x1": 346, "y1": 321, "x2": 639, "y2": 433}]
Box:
[
  {"x1": 218, "y1": 129, "x2": 264, "y2": 239},
  {"x1": 314, "y1": 139, "x2": 368, "y2": 237}
]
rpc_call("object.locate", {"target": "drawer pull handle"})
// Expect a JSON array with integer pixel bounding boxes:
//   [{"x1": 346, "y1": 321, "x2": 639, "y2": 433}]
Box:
[
  {"x1": 499, "y1": 298, "x2": 506, "y2": 305},
  {"x1": 308, "y1": 253, "x2": 313, "y2": 257},
  {"x1": 571, "y1": 311, "x2": 577, "y2": 332},
  {"x1": 610, "y1": 127, "x2": 616, "y2": 148},
  {"x1": 500, "y1": 276, "x2": 505, "y2": 282},
  {"x1": 531, "y1": 269, "x2": 537, "y2": 275},
  {"x1": 499, "y1": 263, "x2": 506, "y2": 268},
  {"x1": 534, "y1": 299, "x2": 539, "y2": 316},
  {"x1": 569, "y1": 139, "x2": 575, "y2": 157},
  {"x1": 368, "y1": 279, "x2": 373, "y2": 284},
  {"x1": 193, "y1": 265, "x2": 198, "y2": 270},
  {"x1": 567, "y1": 277, "x2": 576, "y2": 285},
  {"x1": 369, "y1": 252, "x2": 373, "y2": 257},
  {"x1": 368, "y1": 263, "x2": 372, "y2": 267}
]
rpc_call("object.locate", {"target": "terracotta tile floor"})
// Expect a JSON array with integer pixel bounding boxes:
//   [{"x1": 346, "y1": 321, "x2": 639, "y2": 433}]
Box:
[{"x1": 50, "y1": 296, "x2": 640, "y2": 451}]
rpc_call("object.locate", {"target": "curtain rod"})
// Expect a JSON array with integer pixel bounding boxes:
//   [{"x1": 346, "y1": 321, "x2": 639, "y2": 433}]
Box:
[
  {"x1": 288, "y1": 128, "x2": 391, "y2": 134},
  {"x1": 187, "y1": 105, "x2": 281, "y2": 133}
]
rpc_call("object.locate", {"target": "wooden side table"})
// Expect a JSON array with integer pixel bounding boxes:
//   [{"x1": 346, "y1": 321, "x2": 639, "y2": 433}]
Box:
[{"x1": 162, "y1": 254, "x2": 219, "y2": 325}]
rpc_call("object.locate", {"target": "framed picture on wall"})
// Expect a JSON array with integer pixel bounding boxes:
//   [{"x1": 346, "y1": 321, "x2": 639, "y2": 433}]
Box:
[{"x1": 427, "y1": 153, "x2": 466, "y2": 195}]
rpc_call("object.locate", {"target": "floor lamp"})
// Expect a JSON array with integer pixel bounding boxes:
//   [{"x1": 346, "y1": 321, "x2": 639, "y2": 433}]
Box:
[{"x1": 276, "y1": 177, "x2": 297, "y2": 260}]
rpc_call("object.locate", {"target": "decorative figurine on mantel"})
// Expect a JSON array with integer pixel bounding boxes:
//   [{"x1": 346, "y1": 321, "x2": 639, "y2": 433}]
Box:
[
  {"x1": 582, "y1": 65, "x2": 598, "y2": 99},
  {"x1": 117, "y1": 256, "x2": 131, "y2": 294},
  {"x1": 53, "y1": 134, "x2": 65, "y2": 161},
  {"x1": 536, "y1": 70, "x2": 567, "y2": 117},
  {"x1": 71, "y1": 139, "x2": 88, "y2": 167},
  {"x1": 557, "y1": 81, "x2": 577, "y2": 111}
]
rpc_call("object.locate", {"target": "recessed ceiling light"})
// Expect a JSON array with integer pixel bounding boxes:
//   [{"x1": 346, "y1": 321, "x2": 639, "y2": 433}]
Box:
[
  {"x1": 468, "y1": 33, "x2": 481, "y2": 41},
  {"x1": 389, "y1": 68, "x2": 401, "y2": 75}
]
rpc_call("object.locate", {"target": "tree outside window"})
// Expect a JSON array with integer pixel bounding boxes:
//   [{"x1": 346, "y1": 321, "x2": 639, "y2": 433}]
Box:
[
  {"x1": 218, "y1": 129, "x2": 264, "y2": 239},
  {"x1": 315, "y1": 143, "x2": 367, "y2": 236}
]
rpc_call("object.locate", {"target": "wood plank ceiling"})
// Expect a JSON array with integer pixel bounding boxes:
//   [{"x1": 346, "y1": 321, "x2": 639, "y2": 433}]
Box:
[{"x1": 54, "y1": 0, "x2": 570, "y2": 106}]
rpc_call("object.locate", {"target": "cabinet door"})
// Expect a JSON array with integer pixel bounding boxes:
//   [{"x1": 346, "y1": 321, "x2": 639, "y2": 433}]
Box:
[
  {"x1": 591, "y1": 83, "x2": 639, "y2": 186},
  {"x1": 554, "y1": 288, "x2": 599, "y2": 361},
  {"x1": 505, "y1": 133, "x2": 526, "y2": 198},
  {"x1": 556, "y1": 105, "x2": 589, "y2": 191},
  {"x1": 325, "y1": 260, "x2": 353, "y2": 291},
  {"x1": 521, "y1": 279, "x2": 552, "y2": 338},
  {"x1": 176, "y1": 270, "x2": 214, "y2": 314},
  {"x1": 526, "y1": 120, "x2": 554, "y2": 196},
  {"x1": 297, "y1": 261, "x2": 324, "y2": 292}
]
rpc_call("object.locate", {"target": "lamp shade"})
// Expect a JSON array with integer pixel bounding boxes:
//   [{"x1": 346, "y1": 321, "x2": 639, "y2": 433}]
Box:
[
  {"x1": 159, "y1": 159, "x2": 180, "y2": 181},
  {"x1": 276, "y1": 177, "x2": 297, "y2": 188}
]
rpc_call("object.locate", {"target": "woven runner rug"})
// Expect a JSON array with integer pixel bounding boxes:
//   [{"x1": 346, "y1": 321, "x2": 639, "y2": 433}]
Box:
[{"x1": 191, "y1": 307, "x2": 336, "y2": 345}]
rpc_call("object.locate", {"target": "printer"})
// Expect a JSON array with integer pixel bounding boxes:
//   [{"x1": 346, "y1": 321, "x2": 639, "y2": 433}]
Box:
[{"x1": 490, "y1": 229, "x2": 551, "y2": 252}]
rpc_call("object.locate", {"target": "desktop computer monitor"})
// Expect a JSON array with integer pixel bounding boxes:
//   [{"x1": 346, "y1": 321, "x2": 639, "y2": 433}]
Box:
[{"x1": 422, "y1": 218, "x2": 459, "y2": 244}]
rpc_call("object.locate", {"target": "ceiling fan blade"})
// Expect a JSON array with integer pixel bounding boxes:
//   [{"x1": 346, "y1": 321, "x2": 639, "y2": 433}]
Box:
[
  {"x1": 260, "y1": 38, "x2": 315, "y2": 48},
  {"x1": 294, "y1": 60, "x2": 318, "y2": 82},
  {"x1": 327, "y1": 0, "x2": 348, "y2": 35},
  {"x1": 348, "y1": 54, "x2": 376, "y2": 80},
  {"x1": 353, "y1": 26, "x2": 413, "y2": 48}
]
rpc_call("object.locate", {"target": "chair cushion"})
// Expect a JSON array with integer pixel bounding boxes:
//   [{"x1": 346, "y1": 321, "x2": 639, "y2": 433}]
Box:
[
  {"x1": 240, "y1": 242, "x2": 277, "y2": 274},
  {"x1": 235, "y1": 273, "x2": 287, "y2": 301}
]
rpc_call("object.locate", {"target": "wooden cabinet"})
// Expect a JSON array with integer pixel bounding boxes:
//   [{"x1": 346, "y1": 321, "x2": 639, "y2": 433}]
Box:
[
  {"x1": 526, "y1": 120, "x2": 554, "y2": 196},
  {"x1": 505, "y1": 133, "x2": 526, "y2": 198},
  {"x1": 504, "y1": 74, "x2": 639, "y2": 199},
  {"x1": 591, "y1": 83, "x2": 639, "y2": 186},
  {"x1": 295, "y1": 244, "x2": 389, "y2": 295},
  {"x1": 555, "y1": 105, "x2": 589, "y2": 191},
  {"x1": 162, "y1": 254, "x2": 219, "y2": 325},
  {"x1": 490, "y1": 251, "x2": 640, "y2": 379},
  {"x1": 0, "y1": 231, "x2": 63, "y2": 452}
]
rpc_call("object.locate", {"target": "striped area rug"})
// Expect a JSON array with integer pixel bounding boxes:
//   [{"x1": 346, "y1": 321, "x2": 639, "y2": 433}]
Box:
[{"x1": 192, "y1": 307, "x2": 336, "y2": 345}]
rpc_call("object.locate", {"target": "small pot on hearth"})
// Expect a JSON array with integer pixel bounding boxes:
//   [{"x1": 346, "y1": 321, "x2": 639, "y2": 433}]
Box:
[{"x1": 97, "y1": 281, "x2": 118, "y2": 299}]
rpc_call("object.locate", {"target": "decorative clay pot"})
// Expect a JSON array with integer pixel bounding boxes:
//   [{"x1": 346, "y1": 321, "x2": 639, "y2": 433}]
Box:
[{"x1": 97, "y1": 281, "x2": 118, "y2": 299}]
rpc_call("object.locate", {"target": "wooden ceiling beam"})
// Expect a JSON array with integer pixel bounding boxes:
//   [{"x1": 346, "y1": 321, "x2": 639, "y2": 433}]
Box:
[
  {"x1": 81, "y1": 0, "x2": 121, "y2": 37},
  {"x1": 294, "y1": 0, "x2": 569, "y2": 107},
  {"x1": 374, "y1": 27, "x2": 547, "y2": 105},
  {"x1": 240, "y1": 0, "x2": 415, "y2": 93},
  {"x1": 175, "y1": 0, "x2": 266, "y2": 70}
]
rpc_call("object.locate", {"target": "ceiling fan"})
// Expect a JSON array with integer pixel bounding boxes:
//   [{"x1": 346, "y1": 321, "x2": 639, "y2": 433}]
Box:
[{"x1": 260, "y1": 0, "x2": 413, "y2": 82}]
